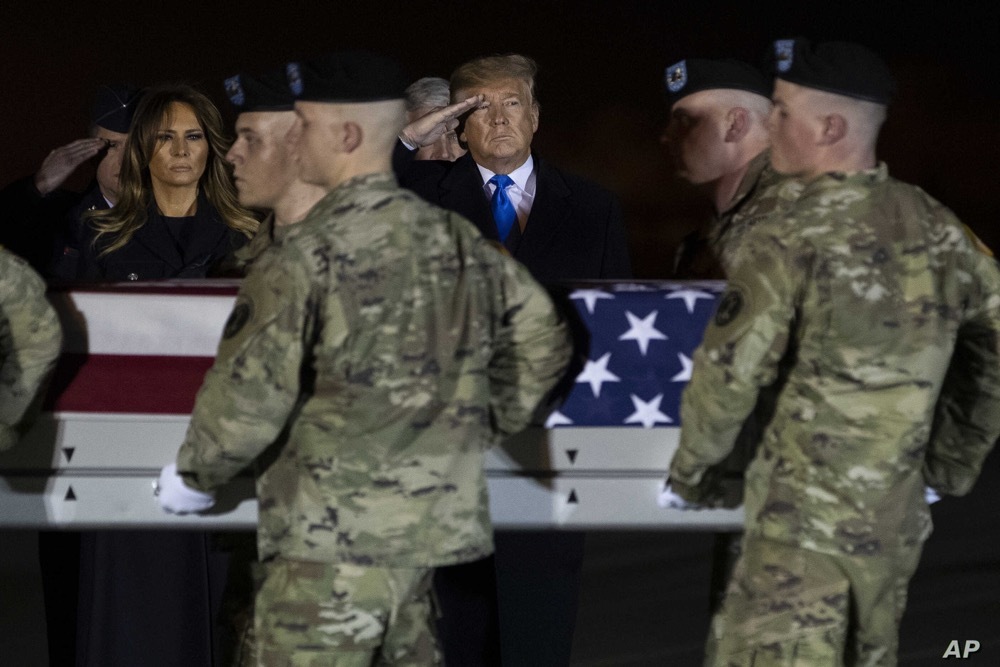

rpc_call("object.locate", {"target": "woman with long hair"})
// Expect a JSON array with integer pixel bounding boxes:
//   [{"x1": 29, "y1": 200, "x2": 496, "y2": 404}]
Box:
[
  {"x1": 78, "y1": 83, "x2": 257, "y2": 280},
  {"x1": 69, "y1": 85, "x2": 259, "y2": 667}
]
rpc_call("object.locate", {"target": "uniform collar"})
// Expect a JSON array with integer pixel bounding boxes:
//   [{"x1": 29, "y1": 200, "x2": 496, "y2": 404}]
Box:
[
  {"x1": 291, "y1": 172, "x2": 399, "y2": 239},
  {"x1": 726, "y1": 150, "x2": 773, "y2": 213},
  {"x1": 812, "y1": 161, "x2": 889, "y2": 188}
]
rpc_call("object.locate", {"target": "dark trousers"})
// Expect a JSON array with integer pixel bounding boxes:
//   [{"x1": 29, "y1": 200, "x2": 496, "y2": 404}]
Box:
[
  {"x1": 38, "y1": 530, "x2": 82, "y2": 667},
  {"x1": 435, "y1": 530, "x2": 585, "y2": 667},
  {"x1": 38, "y1": 529, "x2": 255, "y2": 667}
]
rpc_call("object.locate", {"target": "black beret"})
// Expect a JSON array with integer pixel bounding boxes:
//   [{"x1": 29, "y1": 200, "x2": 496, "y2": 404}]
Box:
[
  {"x1": 91, "y1": 83, "x2": 142, "y2": 133},
  {"x1": 287, "y1": 51, "x2": 408, "y2": 103},
  {"x1": 664, "y1": 58, "x2": 770, "y2": 107},
  {"x1": 770, "y1": 38, "x2": 895, "y2": 104},
  {"x1": 224, "y1": 69, "x2": 295, "y2": 112}
]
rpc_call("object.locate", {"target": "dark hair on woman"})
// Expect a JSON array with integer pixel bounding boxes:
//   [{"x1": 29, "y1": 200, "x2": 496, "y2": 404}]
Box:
[{"x1": 87, "y1": 83, "x2": 258, "y2": 255}]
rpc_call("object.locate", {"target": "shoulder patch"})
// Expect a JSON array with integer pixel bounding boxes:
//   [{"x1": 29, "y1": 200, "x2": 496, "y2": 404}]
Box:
[
  {"x1": 223, "y1": 301, "x2": 253, "y2": 339},
  {"x1": 714, "y1": 287, "x2": 744, "y2": 327}
]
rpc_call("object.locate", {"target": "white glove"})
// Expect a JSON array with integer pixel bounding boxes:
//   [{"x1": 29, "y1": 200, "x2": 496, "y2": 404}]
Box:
[
  {"x1": 925, "y1": 486, "x2": 942, "y2": 505},
  {"x1": 155, "y1": 463, "x2": 215, "y2": 514},
  {"x1": 657, "y1": 480, "x2": 704, "y2": 510}
]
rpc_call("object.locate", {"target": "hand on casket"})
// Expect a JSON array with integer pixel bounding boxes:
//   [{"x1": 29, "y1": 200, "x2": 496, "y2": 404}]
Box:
[
  {"x1": 657, "y1": 480, "x2": 706, "y2": 510},
  {"x1": 155, "y1": 463, "x2": 216, "y2": 514}
]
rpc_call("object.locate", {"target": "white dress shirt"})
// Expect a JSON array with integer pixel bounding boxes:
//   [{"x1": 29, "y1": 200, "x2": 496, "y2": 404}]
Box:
[{"x1": 477, "y1": 156, "x2": 537, "y2": 232}]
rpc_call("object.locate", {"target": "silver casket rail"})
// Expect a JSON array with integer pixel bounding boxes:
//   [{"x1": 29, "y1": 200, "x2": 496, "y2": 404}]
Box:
[{"x1": 0, "y1": 279, "x2": 743, "y2": 530}]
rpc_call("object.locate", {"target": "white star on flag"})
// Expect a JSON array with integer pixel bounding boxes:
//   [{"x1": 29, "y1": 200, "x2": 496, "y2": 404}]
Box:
[
  {"x1": 670, "y1": 352, "x2": 693, "y2": 382},
  {"x1": 545, "y1": 410, "x2": 574, "y2": 428},
  {"x1": 570, "y1": 289, "x2": 614, "y2": 315},
  {"x1": 666, "y1": 289, "x2": 715, "y2": 313},
  {"x1": 576, "y1": 352, "x2": 621, "y2": 397},
  {"x1": 618, "y1": 310, "x2": 668, "y2": 356},
  {"x1": 624, "y1": 393, "x2": 674, "y2": 428}
]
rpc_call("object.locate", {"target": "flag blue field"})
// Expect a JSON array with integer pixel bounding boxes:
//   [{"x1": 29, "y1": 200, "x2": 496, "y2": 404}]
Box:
[{"x1": 552, "y1": 281, "x2": 724, "y2": 429}]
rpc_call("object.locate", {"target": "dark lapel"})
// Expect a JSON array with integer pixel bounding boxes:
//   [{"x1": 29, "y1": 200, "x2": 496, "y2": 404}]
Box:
[
  {"x1": 510, "y1": 156, "x2": 572, "y2": 267},
  {"x1": 437, "y1": 153, "x2": 496, "y2": 240},
  {"x1": 130, "y1": 206, "x2": 186, "y2": 273},
  {"x1": 129, "y1": 195, "x2": 229, "y2": 274}
]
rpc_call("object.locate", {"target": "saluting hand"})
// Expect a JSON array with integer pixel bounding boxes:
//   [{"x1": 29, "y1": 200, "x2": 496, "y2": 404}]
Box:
[
  {"x1": 399, "y1": 94, "x2": 483, "y2": 149},
  {"x1": 33, "y1": 137, "x2": 109, "y2": 195}
]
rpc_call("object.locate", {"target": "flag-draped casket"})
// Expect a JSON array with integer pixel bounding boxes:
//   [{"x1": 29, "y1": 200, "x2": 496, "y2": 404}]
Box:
[{"x1": 0, "y1": 280, "x2": 743, "y2": 529}]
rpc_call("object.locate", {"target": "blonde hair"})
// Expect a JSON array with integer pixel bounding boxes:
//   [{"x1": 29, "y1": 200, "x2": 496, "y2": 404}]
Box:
[
  {"x1": 87, "y1": 83, "x2": 258, "y2": 255},
  {"x1": 450, "y1": 54, "x2": 540, "y2": 108}
]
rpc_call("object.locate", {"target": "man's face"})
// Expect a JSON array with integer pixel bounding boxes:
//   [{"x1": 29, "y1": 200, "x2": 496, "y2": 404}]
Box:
[
  {"x1": 768, "y1": 80, "x2": 821, "y2": 176},
  {"x1": 225, "y1": 111, "x2": 297, "y2": 209},
  {"x1": 457, "y1": 77, "x2": 538, "y2": 174},
  {"x1": 661, "y1": 90, "x2": 731, "y2": 185},
  {"x1": 147, "y1": 101, "x2": 209, "y2": 190},
  {"x1": 290, "y1": 101, "x2": 339, "y2": 188},
  {"x1": 93, "y1": 126, "x2": 128, "y2": 204}
]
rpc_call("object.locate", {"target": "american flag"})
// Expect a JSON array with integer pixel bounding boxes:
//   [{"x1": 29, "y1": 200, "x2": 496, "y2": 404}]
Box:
[
  {"x1": 549, "y1": 281, "x2": 724, "y2": 429},
  {"x1": 44, "y1": 281, "x2": 724, "y2": 428}
]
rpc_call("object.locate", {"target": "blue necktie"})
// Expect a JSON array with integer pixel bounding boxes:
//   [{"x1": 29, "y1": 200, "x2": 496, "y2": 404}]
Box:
[{"x1": 488, "y1": 174, "x2": 517, "y2": 243}]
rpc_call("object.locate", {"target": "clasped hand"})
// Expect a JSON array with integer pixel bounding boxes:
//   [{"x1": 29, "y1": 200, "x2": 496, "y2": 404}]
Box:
[
  {"x1": 155, "y1": 463, "x2": 215, "y2": 514},
  {"x1": 657, "y1": 480, "x2": 705, "y2": 510}
]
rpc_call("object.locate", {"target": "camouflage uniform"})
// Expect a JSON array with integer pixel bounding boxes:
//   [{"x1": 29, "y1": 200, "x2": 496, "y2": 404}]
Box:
[
  {"x1": 0, "y1": 247, "x2": 62, "y2": 451},
  {"x1": 686, "y1": 152, "x2": 804, "y2": 498},
  {"x1": 176, "y1": 173, "x2": 572, "y2": 664},
  {"x1": 669, "y1": 164, "x2": 1000, "y2": 665},
  {"x1": 672, "y1": 151, "x2": 796, "y2": 280},
  {"x1": 672, "y1": 153, "x2": 803, "y2": 616}
]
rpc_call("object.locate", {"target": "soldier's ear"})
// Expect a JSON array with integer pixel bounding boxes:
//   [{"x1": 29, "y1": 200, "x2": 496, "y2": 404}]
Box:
[
  {"x1": 342, "y1": 121, "x2": 363, "y2": 153},
  {"x1": 724, "y1": 107, "x2": 750, "y2": 143},
  {"x1": 818, "y1": 113, "x2": 847, "y2": 146}
]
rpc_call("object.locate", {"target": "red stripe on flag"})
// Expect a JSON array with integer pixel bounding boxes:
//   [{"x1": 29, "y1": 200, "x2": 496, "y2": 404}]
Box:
[{"x1": 46, "y1": 354, "x2": 214, "y2": 414}]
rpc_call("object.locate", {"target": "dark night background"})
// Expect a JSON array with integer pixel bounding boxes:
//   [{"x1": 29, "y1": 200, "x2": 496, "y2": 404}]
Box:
[
  {"x1": 2, "y1": 0, "x2": 997, "y2": 278},
  {"x1": 1, "y1": 1, "x2": 998, "y2": 664}
]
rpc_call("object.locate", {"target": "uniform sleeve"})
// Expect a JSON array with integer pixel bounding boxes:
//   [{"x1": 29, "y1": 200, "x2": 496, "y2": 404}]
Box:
[
  {"x1": 176, "y1": 254, "x2": 312, "y2": 490},
  {"x1": 924, "y1": 255, "x2": 1000, "y2": 496},
  {"x1": 0, "y1": 250, "x2": 63, "y2": 451},
  {"x1": 488, "y1": 250, "x2": 573, "y2": 436},
  {"x1": 668, "y1": 231, "x2": 802, "y2": 502}
]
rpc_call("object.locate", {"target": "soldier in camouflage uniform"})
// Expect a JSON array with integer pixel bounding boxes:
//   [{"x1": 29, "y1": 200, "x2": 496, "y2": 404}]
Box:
[
  {"x1": 227, "y1": 67, "x2": 334, "y2": 667},
  {"x1": 660, "y1": 57, "x2": 802, "y2": 613},
  {"x1": 661, "y1": 57, "x2": 786, "y2": 280},
  {"x1": 158, "y1": 52, "x2": 572, "y2": 666},
  {"x1": 668, "y1": 39, "x2": 1000, "y2": 666},
  {"x1": 0, "y1": 246, "x2": 62, "y2": 451}
]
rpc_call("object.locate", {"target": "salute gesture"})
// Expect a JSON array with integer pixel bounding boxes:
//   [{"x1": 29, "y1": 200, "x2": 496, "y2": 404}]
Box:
[{"x1": 399, "y1": 94, "x2": 482, "y2": 149}]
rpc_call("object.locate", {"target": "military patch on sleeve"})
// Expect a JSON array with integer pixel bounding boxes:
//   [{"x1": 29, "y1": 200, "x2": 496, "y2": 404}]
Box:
[
  {"x1": 714, "y1": 287, "x2": 744, "y2": 327},
  {"x1": 223, "y1": 301, "x2": 253, "y2": 339}
]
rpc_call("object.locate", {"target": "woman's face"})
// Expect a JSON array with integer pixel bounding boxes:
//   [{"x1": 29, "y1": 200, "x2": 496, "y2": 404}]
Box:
[{"x1": 147, "y1": 101, "x2": 209, "y2": 189}]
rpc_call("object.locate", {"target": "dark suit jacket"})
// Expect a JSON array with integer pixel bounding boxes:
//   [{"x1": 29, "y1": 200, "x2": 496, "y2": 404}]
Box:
[
  {"x1": 48, "y1": 184, "x2": 111, "y2": 281},
  {"x1": 76, "y1": 194, "x2": 247, "y2": 282},
  {"x1": 0, "y1": 174, "x2": 85, "y2": 274},
  {"x1": 400, "y1": 152, "x2": 632, "y2": 284}
]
